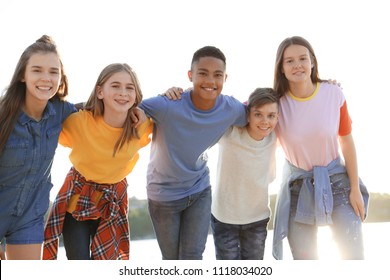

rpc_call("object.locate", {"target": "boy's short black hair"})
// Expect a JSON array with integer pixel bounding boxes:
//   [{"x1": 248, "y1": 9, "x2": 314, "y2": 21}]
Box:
[{"x1": 191, "y1": 46, "x2": 226, "y2": 69}]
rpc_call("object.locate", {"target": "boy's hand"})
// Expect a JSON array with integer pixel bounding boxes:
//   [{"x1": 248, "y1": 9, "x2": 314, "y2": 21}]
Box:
[{"x1": 161, "y1": 87, "x2": 184, "y2": 100}]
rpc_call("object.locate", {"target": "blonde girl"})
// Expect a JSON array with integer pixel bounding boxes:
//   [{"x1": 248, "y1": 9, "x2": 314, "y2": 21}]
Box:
[{"x1": 44, "y1": 63, "x2": 152, "y2": 260}]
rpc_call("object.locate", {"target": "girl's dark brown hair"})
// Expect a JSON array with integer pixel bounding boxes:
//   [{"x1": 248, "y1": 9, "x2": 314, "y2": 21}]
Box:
[
  {"x1": 0, "y1": 35, "x2": 69, "y2": 154},
  {"x1": 273, "y1": 36, "x2": 324, "y2": 97}
]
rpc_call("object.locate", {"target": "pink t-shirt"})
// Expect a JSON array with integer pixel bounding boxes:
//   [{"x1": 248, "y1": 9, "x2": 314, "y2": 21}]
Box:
[{"x1": 275, "y1": 82, "x2": 352, "y2": 171}]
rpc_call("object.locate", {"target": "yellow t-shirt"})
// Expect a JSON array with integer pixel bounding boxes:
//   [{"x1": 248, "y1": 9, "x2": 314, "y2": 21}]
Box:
[{"x1": 60, "y1": 110, "x2": 153, "y2": 184}]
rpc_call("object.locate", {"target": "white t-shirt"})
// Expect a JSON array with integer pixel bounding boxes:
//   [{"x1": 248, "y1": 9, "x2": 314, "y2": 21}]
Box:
[{"x1": 211, "y1": 126, "x2": 277, "y2": 224}]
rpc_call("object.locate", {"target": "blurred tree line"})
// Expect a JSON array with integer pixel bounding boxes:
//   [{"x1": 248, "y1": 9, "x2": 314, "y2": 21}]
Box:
[{"x1": 128, "y1": 197, "x2": 155, "y2": 240}]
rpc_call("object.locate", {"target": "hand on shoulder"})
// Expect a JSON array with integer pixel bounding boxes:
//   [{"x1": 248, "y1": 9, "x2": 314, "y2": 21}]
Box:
[{"x1": 160, "y1": 87, "x2": 188, "y2": 100}]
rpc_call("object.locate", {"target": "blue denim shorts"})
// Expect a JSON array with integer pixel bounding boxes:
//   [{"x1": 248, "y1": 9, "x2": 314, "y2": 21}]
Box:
[
  {"x1": 0, "y1": 213, "x2": 45, "y2": 245},
  {"x1": 0, "y1": 185, "x2": 48, "y2": 245}
]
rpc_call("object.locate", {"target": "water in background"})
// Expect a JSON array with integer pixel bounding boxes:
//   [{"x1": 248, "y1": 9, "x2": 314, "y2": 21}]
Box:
[{"x1": 58, "y1": 222, "x2": 389, "y2": 260}]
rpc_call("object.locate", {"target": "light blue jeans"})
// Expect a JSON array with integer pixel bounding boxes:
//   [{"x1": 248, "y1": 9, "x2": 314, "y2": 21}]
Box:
[
  {"x1": 148, "y1": 186, "x2": 211, "y2": 260},
  {"x1": 288, "y1": 174, "x2": 364, "y2": 259}
]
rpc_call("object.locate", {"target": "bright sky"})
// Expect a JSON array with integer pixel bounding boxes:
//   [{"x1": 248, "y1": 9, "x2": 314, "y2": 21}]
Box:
[{"x1": 0, "y1": 0, "x2": 389, "y2": 200}]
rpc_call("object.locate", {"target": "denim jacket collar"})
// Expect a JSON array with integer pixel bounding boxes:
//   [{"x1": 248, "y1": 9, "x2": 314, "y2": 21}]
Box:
[{"x1": 18, "y1": 100, "x2": 56, "y2": 125}]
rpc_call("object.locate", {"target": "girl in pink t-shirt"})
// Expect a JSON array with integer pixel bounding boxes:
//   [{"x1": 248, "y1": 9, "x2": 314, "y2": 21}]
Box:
[{"x1": 272, "y1": 36, "x2": 368, "y2": 260}]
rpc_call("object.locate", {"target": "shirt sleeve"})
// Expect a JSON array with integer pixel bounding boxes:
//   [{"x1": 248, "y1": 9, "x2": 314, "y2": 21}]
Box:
[
  {"x1": 59, "y1": 113, "x2": 77, "y2": 148},
  {"x1": 235, "y1": 101, "x2": 248, "y2": 127},
  {"x1": 63, "y1": 101, "x2": 77, "y2": 120},
  {"x1": 139, "y1": 96, "x2": 169, "y2": 123},
  {"x1": 137, "y1": 118, "x2": 153, "y2": 148},
  {"x1": 339, "y1": 100, "x2": 352, "y2": 136},
  {"x1": 227, "y1": 95, "x2": 247, "y2": 127}
]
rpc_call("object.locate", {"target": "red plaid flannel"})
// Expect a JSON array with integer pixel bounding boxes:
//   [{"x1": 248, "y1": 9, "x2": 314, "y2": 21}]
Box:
[{"x1": 43, "y1": 167, "x2": 130, "y2": 260}]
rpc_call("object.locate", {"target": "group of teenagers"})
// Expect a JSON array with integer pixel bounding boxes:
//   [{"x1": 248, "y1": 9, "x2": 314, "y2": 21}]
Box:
[{"x1": 0, "y1": 34, "x2": 369, "y2": 261}]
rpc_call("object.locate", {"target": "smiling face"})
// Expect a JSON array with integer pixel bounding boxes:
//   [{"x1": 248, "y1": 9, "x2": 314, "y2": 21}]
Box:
[
  {"x1": 246, "y1": 102, "x2": 279, "y2": 141},
  {"x1": 97, "y1": 71, "x2": 136, "y2": 126},
  {"x1": 23, "y1": 52, "x2": 61, "y2": 104},
  {"x1": 188, "y1": 56, "x2": 227, "y2": 110},
  {"x1": 282, "y1": 44, "x2": 313, "y2": 85}
]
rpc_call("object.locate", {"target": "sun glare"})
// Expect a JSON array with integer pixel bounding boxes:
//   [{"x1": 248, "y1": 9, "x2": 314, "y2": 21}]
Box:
[{"x1": 317, "y1": 226, "x2": 340, "y2": 260}]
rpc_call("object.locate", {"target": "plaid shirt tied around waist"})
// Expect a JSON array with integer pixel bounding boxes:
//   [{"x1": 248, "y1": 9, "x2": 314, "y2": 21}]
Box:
[{"x1": 43, "y1": 167, "x2": 129, "y2": 260}]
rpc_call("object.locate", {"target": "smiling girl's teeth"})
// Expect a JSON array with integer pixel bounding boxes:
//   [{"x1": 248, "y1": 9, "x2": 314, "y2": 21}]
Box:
[{"x1": 115, "y1": 100, "x2": 128, "y2": 104}]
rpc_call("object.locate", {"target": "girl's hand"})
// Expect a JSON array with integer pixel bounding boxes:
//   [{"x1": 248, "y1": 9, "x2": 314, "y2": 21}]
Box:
[
  {"x1": 349, "y1": 188, "x2": 365, "y2": 221},
  {"x1": 131, "y1": 107, "x2": 147, "y2": 128}
]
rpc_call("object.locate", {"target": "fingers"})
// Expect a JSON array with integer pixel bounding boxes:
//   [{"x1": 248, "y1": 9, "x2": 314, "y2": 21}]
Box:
[
  {"x1": 326, "y1": 78, "x2": 342, "y2": 89},
  {"x1": 74, "y1": 102, "x2": 85, "y2": 111},
  {"x1": 356, "y1": 205, "x2": 365, "y2": 221},
  {"x1": 130, "y1": 111, "x2": 138, "y2": 122},
  {"x1": 129, "y1": 111, "x2": 139, "y2": 127},
  {"x1": 351, "y1": 199, "x2": 365, "y2": 221},
  {"x1": 349, "y1": 190, "x2": 365, "y2": 221},
  {"x1": 131, "y1": 107, "x2": 146, "y2": 128},
  {"x1": 161, "y1": 87, "x2": 184, "y2": 100},
  {"x1": 358, "y1": 204, "x2": 365, "y2": 221}
]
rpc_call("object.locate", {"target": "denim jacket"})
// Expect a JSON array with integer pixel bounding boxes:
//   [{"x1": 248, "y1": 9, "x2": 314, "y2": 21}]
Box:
[
  {"x1": 272, "y1": 157, "x2": 369, "y2": 259},
  {"x1": 0, "y1": 97, "x2": 76, "y2": 217}
]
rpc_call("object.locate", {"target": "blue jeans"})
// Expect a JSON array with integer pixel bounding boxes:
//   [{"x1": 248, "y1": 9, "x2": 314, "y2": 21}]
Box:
[
  {"x1": 148, "y1": 186, "x2": 211, "y2": 260},
  {"x1": 62, "y1": 212, "x2": 100, "y2": 260},
  {"x1": 288, "y1": 174, "x2": 364, "y2": 259},
  {"x1": 211, "y1": 215, "x2": 269, "y2": 260}
]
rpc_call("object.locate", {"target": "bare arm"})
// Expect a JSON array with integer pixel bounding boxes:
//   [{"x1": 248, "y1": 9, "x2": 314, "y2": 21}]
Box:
[
  {"x1": 339, "y1": 133, "x2": 365, "y2": 221},
  {"x1": 130, "y1": 107, "x2": 147, "y2": 128}
]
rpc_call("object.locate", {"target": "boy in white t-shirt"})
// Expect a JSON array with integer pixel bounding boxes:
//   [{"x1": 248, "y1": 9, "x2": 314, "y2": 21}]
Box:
[{"x1": 211, "y1": 87, "x2": 279, "y2": 260}]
